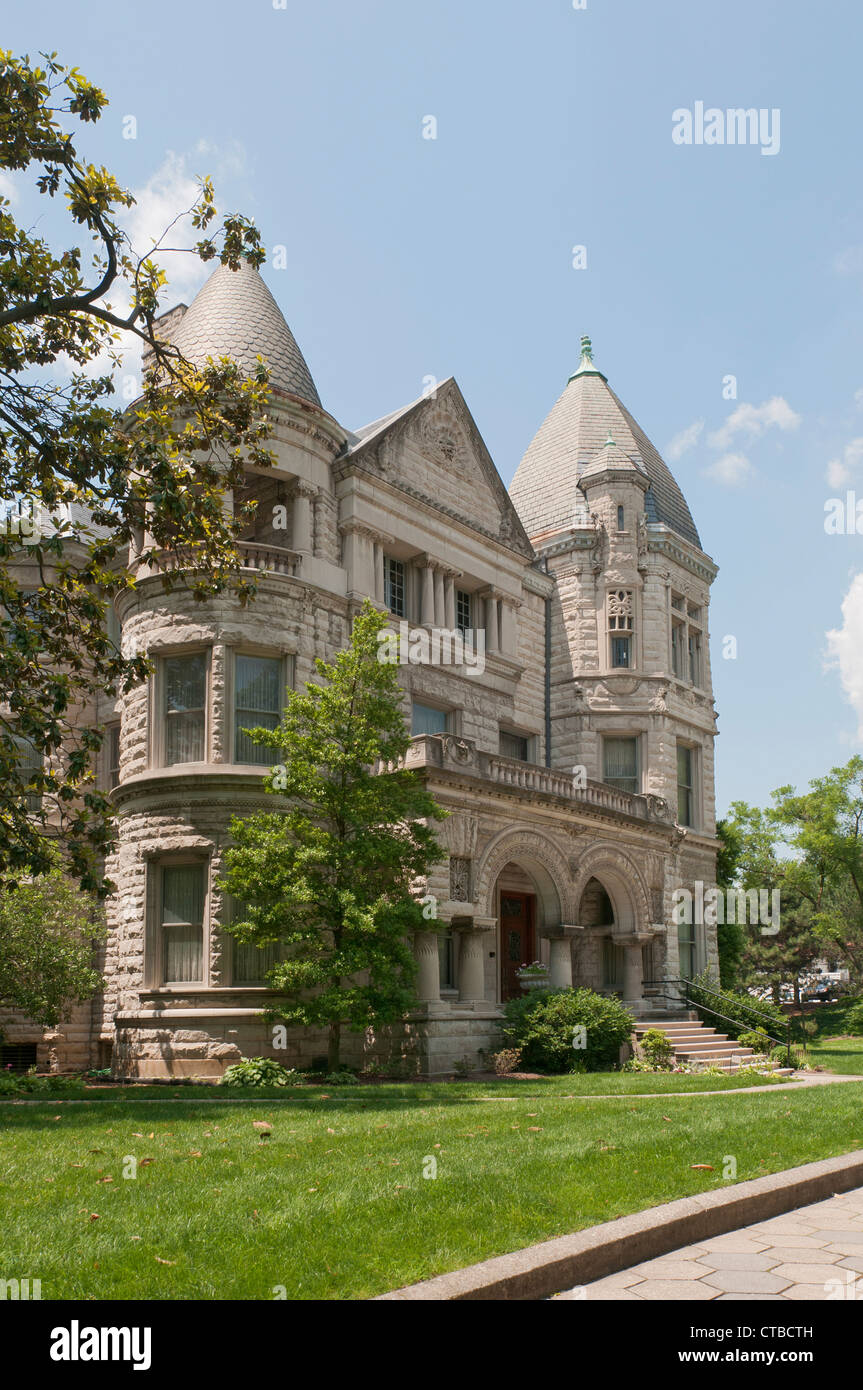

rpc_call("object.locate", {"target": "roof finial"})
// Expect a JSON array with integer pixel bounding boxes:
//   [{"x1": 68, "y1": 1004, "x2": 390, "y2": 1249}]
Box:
[
  {"x1": 568, "y1": 333, "x2": 607, "y2": 384},
  {"x1": 605, "y1": 429, "x2": 615, "y2": 448}
]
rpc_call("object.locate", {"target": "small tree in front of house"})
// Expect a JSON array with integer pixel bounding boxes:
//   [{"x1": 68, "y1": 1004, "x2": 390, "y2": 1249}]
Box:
[
  {"x1": 0, "y1": 861, "x2": 105, "y2": 1033},
  {"x1": 219, "y1": 601, "x2": 446, "y2": 1070}
]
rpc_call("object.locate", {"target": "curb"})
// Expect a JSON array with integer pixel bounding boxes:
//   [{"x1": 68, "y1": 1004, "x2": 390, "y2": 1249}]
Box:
[{"x1": 377, "y1": 1148, "x2": 863, "y2": 1301}]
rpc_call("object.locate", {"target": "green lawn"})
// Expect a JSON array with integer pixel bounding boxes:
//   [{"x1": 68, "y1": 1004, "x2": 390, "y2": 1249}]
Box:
[
  {"x1": 13, "y1": 1069, "x2": 784, "y2": 1103},
  {"x1": 807, "y1": 1035, "x2": 863, "y2": 1074},
  {"x1": 1, "y1": 1078, "x2": 861, "y2": 1300}
]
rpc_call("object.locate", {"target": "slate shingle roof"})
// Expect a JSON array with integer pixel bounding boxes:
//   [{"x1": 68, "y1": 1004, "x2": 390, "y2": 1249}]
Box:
[
  {"x1": 509, "y1": 365, "x2": 701, "y2": 548},
  {"x1": 167, "y1": 262, "x2": 321, "y2": 407}
]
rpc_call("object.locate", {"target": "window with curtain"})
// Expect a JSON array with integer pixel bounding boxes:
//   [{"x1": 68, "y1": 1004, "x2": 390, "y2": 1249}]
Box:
[
  {"x1": 234, "y1": 655, "x2": 282, "y2": 764},
  {"x1": 603, "y1": 737, "x2": 639, "y2": 794},
  {"x1": 499, "y1": 729, "x2": 529, "y2": 762},
  {"x1": 677, "y1": 743, "x2": 695, "y2": 827},
  {"x1": 163, "y1": 653, "x2": 207, "y2": 765},
  {"x1": 161, "y1": 864, "x2": 205, "y2": 983},
  {"x1": 231, "y1": 901, "x2": 279, "y2": 984},
  {"x1": 411, "y1": 702, "x2": 449, "y2": 735}
]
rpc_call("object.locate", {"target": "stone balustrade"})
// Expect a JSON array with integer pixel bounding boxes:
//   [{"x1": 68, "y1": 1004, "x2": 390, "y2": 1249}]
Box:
[{"x1": 398, "y1": 733, "x2": 676, "y2": 826}]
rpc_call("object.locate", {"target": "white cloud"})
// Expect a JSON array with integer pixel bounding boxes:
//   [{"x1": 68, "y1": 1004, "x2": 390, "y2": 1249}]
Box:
[
  {"x1": 707, "y1": 397, "x2": 802, "y2": 451},
  {"x1": 703, "y1": 452, "x2": 752, "y2": 487},
  {"x1": 826, "y1": 573, "x2": 863, "y2": 740},
  {"x1": 666, "y1": 419, "x2": 704, "y2": 461},
  {"x1": 51, "y1": 142, "x2": 247, "y2": 385},
  {"x1": 825, "y1": 437, "x2": 863, "y2": 488}
]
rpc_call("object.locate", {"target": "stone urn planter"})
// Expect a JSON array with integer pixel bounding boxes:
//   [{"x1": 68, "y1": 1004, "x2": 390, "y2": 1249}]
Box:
[{"x1": 516, "y1": 964, "x2": 551, "y2": 992}]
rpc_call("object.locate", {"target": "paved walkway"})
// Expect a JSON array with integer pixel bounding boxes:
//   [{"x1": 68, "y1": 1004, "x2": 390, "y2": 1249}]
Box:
[{"x1": 555, "y1": 1185, "x2": 863, "y2": 1300}]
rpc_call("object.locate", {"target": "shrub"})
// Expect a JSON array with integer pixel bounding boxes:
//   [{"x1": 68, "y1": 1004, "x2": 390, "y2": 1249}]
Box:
[
  {"x1": 687, "y1": 972, "x2": 785, "y2": 1043},
  {"x1": 639, "y1": 1028, "x2": 674, "y2": 1069},
  {"x1": 491, "y1": 1047, "x2": 522, "y2": 1076},
  {"x1": 0, "y1": 1070, "x2": 85, "y2": 1096},
  {"x1": 737, "y1": 1029, "x2": 772, "y2": 1054},
  {"x1": 320, "y1": 1070, "x2": 359, "y2": 1086},
  {"x1": 501, "y1": 988, "x2": 634, "y2": 1073},
  {"x1": 219, "y1": 1057, "x2": 300, "y2": 1088}
]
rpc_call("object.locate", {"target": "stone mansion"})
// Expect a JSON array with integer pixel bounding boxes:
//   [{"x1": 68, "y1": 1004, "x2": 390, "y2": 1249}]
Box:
[{"x1": 4, "y1": 263, "x2": 720, "y2": 1077}]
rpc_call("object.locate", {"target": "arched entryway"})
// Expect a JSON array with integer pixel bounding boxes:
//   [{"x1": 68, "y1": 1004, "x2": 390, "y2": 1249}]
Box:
[{"x1": 570, "y1": 852, "x2": 656, "y2": 1008}]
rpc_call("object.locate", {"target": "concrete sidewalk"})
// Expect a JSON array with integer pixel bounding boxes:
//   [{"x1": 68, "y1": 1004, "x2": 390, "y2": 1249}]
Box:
[{"x1": 555, "y1": 1185, "x2": 863, "y2": 1301}]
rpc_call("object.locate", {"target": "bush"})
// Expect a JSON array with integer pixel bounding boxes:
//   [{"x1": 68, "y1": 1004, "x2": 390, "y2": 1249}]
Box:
[
  {"x1": 491, "y1": 1048, "x2": 522, "y2": 1076},
  {"x1": 639, "y1": 1028, "x2": 674, "y2": 1070},
  {"x1": 0, "y1": 1069, "x2": 85, "y2": 1096},
  {"x1": 320, "y1": 1070, "x2": 359, "y2": 1086},
  {"x1": 219, "y1": 1057, "x2": 300, "y2": 1088},
  {"x1": 501, "y1": 988, "x2": 634, "y2": 1074},
  {"x1": 737, "y1": 1029, "x2": 772, "y2": 1054},
  {"x1": 687, "y1": 972, "x2": 785, "y2": 1043}
]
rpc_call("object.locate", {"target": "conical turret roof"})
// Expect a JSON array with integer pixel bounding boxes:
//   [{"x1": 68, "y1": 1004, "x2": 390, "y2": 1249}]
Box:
[
  {"x1": 167, "y1": 261, "x2": 321, "y2": 407},
  {"x1": 510, "y1": 339, "x2": 700, "y2": 547}
]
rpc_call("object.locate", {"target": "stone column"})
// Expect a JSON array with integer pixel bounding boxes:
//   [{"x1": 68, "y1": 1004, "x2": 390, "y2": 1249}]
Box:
[
  {"x1": 484, "y1": 593, "x2": 499, "y2": 653},
  {"x1": 434, "y1": 569, "x2": 446, "y2": 627},
  {"x1": 457, "y1": 932, "x2": 485, "y2": 1005},
  {"x1": 622, "y1": 938, "x2": 645, "y2": 1008},
  {"x1": 414, "y1": 931, "x2": 446, "y2": 1014},
  {"x1": 500, "y1": 597, "x2": 519, "y2": 657},
  {"x1": 445, "y1": 575, "x2": 456, "y2": 630},
  {"x1": 548, "y1": 935, "x2": 573, "y2": 989},
  {"x1": 421, "y1": 562, "x2": 436, "y2": 627},
  {"x1": 292, "y1": 483, "x2": 316, "y2": 553},
  {"x1": 374, "y1": 544, "x2": 385, "y2": 605}
]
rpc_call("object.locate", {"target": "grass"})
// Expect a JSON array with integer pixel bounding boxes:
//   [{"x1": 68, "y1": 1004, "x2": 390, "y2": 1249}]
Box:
[
  {"x1": 807, "y1": 1035, "x2": 863, "y2": 1075},
  {"x1": 1, "y1": 1077, "x2": 861, "y2": 1300},
  {"x1": 3, "y1": 1070, "x2": 785, "y2": 1103}
]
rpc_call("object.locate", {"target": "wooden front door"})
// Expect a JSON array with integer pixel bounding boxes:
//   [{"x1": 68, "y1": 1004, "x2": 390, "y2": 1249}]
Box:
[{"x1": 500, "y1": 892, "x2": 536, "y2": 1001}]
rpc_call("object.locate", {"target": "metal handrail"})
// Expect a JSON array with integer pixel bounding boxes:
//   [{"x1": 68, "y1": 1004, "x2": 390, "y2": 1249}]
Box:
[{"x1": 643, "y1": 976, "x2": 793, "y2": 1068}]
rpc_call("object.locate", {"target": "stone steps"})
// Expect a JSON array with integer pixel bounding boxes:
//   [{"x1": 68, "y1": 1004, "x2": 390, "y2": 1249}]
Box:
[{"x1": 633, "y1": 1018, "x2": 780, "y2": 1074}]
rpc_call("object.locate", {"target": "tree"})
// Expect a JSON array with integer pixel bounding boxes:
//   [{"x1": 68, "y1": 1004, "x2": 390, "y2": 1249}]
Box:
[
  {"x1": 715, "y1": 817, "x2": 745, "y2": 987},
  {"x1": 770, "y1": 757, "x2": 863, "y2": 990},
  {"x1": 722, "y1": 800, "x2": 821, "y2": 1003},
  {"x1": 219, "y1": 601, "x2": 447, "y2": 1070},
  {"x1": 0, "y1": 862, "x2": 105, "y2": 1032},
  {"x1": 0, "y1": 51, "x2": 274, "y2": 893}
]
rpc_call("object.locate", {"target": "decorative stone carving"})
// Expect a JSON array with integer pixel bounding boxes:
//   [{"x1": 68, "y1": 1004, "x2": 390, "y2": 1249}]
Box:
[
  {"x1": 441, "y1": 734, "x2": 475, "y2": 766},
  {"x1": 449, "y1": 856, "x2": 472, "y2": 903}
]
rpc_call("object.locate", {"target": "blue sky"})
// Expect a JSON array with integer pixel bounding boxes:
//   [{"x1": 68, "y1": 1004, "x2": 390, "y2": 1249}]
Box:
[{"x1": 6, "y1": 0, "x2": 863, "y2": 816}]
